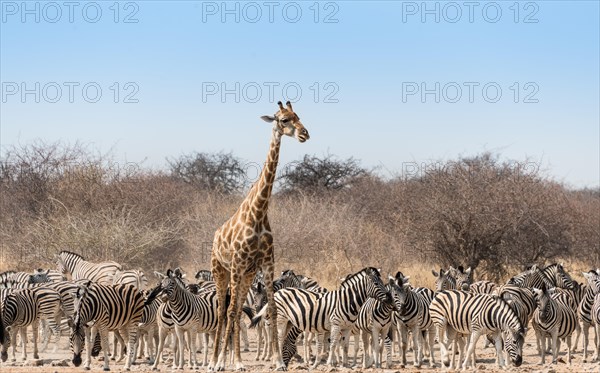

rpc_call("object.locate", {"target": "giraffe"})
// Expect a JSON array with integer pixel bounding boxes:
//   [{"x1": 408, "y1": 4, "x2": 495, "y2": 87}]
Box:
[{"x1": 209, "y1": 101, "x2": 310, "y2": 371}]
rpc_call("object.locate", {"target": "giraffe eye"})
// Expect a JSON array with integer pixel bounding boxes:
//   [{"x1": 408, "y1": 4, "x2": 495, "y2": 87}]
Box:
[{"x1": 281, "y1": 118, "x2": 290, "y2": 123}]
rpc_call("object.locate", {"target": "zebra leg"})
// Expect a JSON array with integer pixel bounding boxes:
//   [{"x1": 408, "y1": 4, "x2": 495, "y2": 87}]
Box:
[
  {"x1": 187, "y1": 329, "x2": 198, "y2": 369},
  {"x1": 151, "y1": 324, "x2": 168, "y2": 370},
  {"x1": 371, "y1": 326, "x2": 382, "y2": 368},
  {"x1": 398, "y1": 322, "x2": 408, "y2": 368},
  {"x1": 124, "y1": 326, "x2": 138, "y2": 371},
  {"x1": 99, "y1": 330, "x2": 112, "y2": 371},
  {"x1": 460, "y1": 332, "x2": 475, "y2": 370},
  {"x1": 240, "y1": 318, "x2": 249, "y2": 352},
  {"x1": 262, "y1": 322, "x2": 271, "y2": 361},
  {"x1": 361, "y1": 329, "x2": 371, "y2": 368},
  {"x1": 384, "y1": 329, "x2": 393, "y2": 369},
  {"x1": 551, "y1": 332, "x2": 559, "y2": 364},
  {"x1": 340, "y1": 329, "x2": 351, "y2": 367},
  {"x1": 174, "y1": 326, "x2": 186, "y2": 370},
  {"x1": 325, "y1": 325, "x2": 342, "y2": 367},
  {"x1": 427, "y1": 327, "x2": 436, "y2": 368},
  {"x1": 593, "y1": 322, "x2": 600, "y2": 362},
  {"x1": 572, "y1": 320, "x2": 581, "y2": 353},
  {"x1": 493, "y1": 332, "x2": 505, "y2": 367},
  {"x1": 566, "y1": 335, "x2": 572, "y2": 365},
  {"x1": 537, "y1": 329, "x2": 546, "y2": 365},
  {"x1": 18, "y1": 327, "x2": 26, "y2": 361},
  {"x1": 31, "y1": 320, "x2": 39, "y2": 360},
  {"x1": 411, "y1": 325, "x2": 422, "y2": 367},
  {"x1": 255, "y1": 321, "x2": 263, "y2": 361},
  {"x1": 582, "y1": 320, "x2": 590, "y2": 362}
]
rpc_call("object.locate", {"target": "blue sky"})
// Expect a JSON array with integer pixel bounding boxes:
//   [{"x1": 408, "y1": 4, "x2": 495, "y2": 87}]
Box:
[{"x1": 1, "y1": 1, "x2": 598, "y2": 187}]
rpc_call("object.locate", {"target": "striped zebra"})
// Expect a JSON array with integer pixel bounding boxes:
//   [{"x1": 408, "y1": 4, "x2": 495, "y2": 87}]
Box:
[
  {"x1": 581, "y1": 270, "x2": 600, "y2": 362},
  {"x1": 591, "y1": 293, "x2": 600, "y2": 362},
  {"x1": 508, "y1": 263, "x2": 574, "y2": 290},
  {"x1": 68, "y1": 281, "x2": 145, "y2": 371},
  {"x1": 470, "y1": 280, "x2": 497, "y2": 294},
  {"x1": 250, "y1": 269, "x2": 303, "y2": 362},
  {"x1": 136, "y1": 284, "x2": 163, "y2": 362},
  {"x1": 195, "y1": 269, "x2": 213, "y2": 282},
  {"x1": 0, "y1": 286, "x2": 63, "y2": 362},
  {"x1": 152, "y1": 268, "x2": 220, "y2": 370},
  {"x1": 55, "y1": 250, "x2": 122, "y2": 285},
  {"x1": 392, "y1": 271, "x2": 436, "y2": 368},
  {"x1": 579, "y1": 271, "x2": 599, "y2": 360},
  {"x1": 531, "y1": 284, "x2": 578, "y2": 364},
  {"x1": 258, "y1": 267, "x2": 392, "y2": 368},
  {"x1": 112, "y1": 269, "x2": 149, "y2": 290},
  {"x1": 348, "y1": 276, "x2": 402, "y2": 368},
  {"x1": 429, "y1": 290, "x2": 525, "y2": 369}
]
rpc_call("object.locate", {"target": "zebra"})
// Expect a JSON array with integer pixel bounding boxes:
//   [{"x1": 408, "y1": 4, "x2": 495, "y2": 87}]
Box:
[
  {"x1": 0, "y1": 286, "x2": 63, "y2": 362},
  {"x1": 152, "y1": 268, "x2": 220, "y2": 370},
  {"x1": 111, "y1": 269, "x2": 149, "y2": 290},
  {"x1": 68, "y1": 281, "x2": 145, "y2": 371},
  {"x1": 348, "y1": 276, "x2": 402, "y2": 369},
  {"x1": 591, "y1": 293, "x2": 600, "y2": 362},
  {"x1": 249, "y1": 269, "x2": 303, "y2": 362},
  {"x1": 55, "y1": 250, "x2": 122, "y2": 285},
  {"x1": 508, "y1": 263, "x2": 575, "y2": 290},
  {"x1": 195, "y1": 269, "x2": 213, "y2": 282},
  {"x1": 136, "y1": 284, "x2": 163, "y2": 362},
  {"x1": 429, "y1": 290, "x2": 525, "y2": 370},
  {"x1": 470, "y1": 280, "x2": 497, "y2": 294},
  {"x1": 255, "y1": 267, "x2": 393, "y2": 368},
  {"x1": 392, "y1": 271, "x2": 436, "y2": 368},
  {"x1": 581, "y1": 269, "x2": 600, "y2": 362},
  {"x1": 531, "y1": 284, "x2": 578, "y2": 365}
]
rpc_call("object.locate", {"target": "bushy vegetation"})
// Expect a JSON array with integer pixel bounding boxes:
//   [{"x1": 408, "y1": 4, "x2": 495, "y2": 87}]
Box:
[{"x1": 1, "y1": 141, "x2": 597, "y2": 286}]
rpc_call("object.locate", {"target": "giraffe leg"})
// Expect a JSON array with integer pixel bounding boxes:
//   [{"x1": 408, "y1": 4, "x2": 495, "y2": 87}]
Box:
[
  {"x1": 232, "y1": 272, "x2": 255, "y2": 371},
  {"x1": 217, "y1": 267, "x2": 241, "y2": 371},
  {"x1": 210, "y1": 256, "x2": 229, "y2": 371}
]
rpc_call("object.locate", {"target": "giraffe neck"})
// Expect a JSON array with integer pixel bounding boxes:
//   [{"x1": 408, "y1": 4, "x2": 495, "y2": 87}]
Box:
[{"x1": 245, "y1": 128, "x2": 282, "y2": 222}]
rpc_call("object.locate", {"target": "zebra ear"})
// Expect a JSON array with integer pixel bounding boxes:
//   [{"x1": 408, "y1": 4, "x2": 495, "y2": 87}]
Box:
[
  {"x1": 431, "y1": 269, "x2": 439, "y2": 277},
  {"x1": 154, "y1": 271, "x2": 166, "y2": 280},
  {"x1": 166, "y1": 269, "x2": 173, "y2": 278},
  {"x1": 464, "y1": 267, "x2": 472, "y2": 276}
]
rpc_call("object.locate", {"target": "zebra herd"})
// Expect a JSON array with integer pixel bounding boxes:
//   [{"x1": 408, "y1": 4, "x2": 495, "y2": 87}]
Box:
[{"x1": 1, "y1": 251, "x2": 600, "y2": 371}]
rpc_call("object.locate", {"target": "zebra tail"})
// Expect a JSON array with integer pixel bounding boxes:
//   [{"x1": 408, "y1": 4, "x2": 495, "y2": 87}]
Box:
[
  {"x1": 249, "y1": 303, "x2": 268, "y2": 329},
  {"x1": 242, "y1": 305, "x2": 254, "y2": 321}
]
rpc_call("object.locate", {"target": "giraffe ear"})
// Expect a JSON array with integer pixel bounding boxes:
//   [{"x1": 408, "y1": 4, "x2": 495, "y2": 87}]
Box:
[{"x1": 261, "y1": 115, "x2": 276, "y2": 123}]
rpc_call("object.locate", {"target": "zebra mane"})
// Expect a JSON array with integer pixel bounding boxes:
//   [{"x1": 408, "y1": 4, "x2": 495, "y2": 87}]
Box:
[
  {"x1": 340, "y1": 267, "x2": 380, "y2": 286},
  {"x1": 58, "y1": 250, "x2": 84, "y2": 260}
]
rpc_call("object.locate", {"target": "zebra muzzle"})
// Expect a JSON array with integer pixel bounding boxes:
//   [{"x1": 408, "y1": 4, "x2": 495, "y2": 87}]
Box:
[{"x1": 72, "y1": 353, "x2": 82, "y2": 367}]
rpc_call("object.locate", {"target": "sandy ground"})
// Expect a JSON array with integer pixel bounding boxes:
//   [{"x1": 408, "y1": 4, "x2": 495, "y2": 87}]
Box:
[{"x1": 1, "y1": 328, "x2": 599, "y2": 373}]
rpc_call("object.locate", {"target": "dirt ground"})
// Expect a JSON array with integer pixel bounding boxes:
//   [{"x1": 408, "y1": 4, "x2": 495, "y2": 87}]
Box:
[{"x1": 1, "y1": 329, "x2": 599, "y2": 373}]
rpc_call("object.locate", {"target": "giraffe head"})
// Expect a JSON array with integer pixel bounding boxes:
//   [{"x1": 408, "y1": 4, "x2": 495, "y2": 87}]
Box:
[{"x1": 261, "y1": 101, "x2": 309, "y2": 142}]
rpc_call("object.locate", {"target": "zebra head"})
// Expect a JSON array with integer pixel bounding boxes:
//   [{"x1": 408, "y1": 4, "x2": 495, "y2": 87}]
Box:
[
  {"x1": 449, "y1": 266, "x2": 472, "y2": 291},
  {"x1": 69, "y1": 281, "x2": 94, "y2": 367},
  {"x1": 55, "y1": 252, "x2": 68, "y2": 275},
  {"x1": 159, "y1": 269, "x2": 185, "y2": 302},
  {"x1": 390, "y1": 272, "x2": 411, "y2": 313},
  {"x1": 67, "y1": 316, "x2": 84, "y2": 367},
  {"x1": 532, "y1": 284, "x2": 554, "y2": 323},
  {"x1": 546, "y1": 263, "x2": 574, "y2": 290},
  {"x1": 28, "y1": 268, "x2": 50, "y2": 284},
  {"x1": 582, "y1": 270, "x2": 600, "y2": 295},
  {"x1": 502, "y1": 327, "x2": 525, "y2": 367},
  {"x1": 195, "y1": 269, "x2": 213, "y2": 282},
  {"x1": 362, "y1": 267, "x2": 393, "y2": 306},
  {"x1": 432, "y1": 268, "x2": 455, "y2": 292}
]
